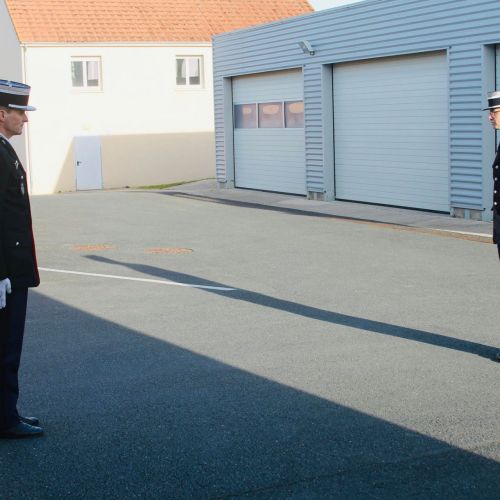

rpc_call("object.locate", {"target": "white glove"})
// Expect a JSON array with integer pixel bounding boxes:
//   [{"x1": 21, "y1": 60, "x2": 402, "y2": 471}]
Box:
[{"x1": 0, "y1": 278, "x2": 12, "y2": 309}]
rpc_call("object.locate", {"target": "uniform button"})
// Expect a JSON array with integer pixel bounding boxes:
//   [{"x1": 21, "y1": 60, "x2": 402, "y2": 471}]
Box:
[{"x1": 15, "y1": 241, "x2": 19, "y2": 246}]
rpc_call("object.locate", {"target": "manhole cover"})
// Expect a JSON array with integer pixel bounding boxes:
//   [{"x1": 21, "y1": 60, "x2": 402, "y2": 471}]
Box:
[
  {"x1": 72, "y1": 244, "x2": 115, "y2": 251},
  {"x1": 145, "y1": 247, "x2": 193, "y2": 255}
]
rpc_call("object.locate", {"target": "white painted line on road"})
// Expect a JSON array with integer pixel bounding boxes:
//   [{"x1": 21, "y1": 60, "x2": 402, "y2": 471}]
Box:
[
  {"x1": 39, "y1": 267, "x2": 236, "y2": 291},
  {"x1": 439, "y1": 229, "x2": 492, "y2": 238}
]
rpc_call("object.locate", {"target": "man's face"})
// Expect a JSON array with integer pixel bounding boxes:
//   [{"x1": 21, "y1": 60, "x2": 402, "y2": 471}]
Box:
[
  {"x1": 0, "y1": 108, "x2": 29, "y2": 139},
  {"x1": 489, "y1": 108, "x2": 500, "y2": 130}
]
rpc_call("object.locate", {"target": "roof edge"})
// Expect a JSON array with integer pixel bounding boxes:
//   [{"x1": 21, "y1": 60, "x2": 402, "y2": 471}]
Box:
[
  {"x1": 212, "y1": 0, "x2": 381, "y2": 41},
  {"x1": 19, "y1": 41, "x2": 213, "y2": 48}
]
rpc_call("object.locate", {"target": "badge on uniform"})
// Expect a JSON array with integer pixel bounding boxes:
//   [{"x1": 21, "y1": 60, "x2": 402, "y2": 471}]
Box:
[
  {"x1": 20, "y1": 181, "x2": 25, "y2": 196},
  {"x1": 14, "y1": 160, "x2": 19, "y2": 170}
]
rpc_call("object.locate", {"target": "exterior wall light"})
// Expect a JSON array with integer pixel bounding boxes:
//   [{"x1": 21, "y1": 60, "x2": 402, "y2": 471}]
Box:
[{"x1": 298, "y1": 40, "x2": 315, "y2": 56}]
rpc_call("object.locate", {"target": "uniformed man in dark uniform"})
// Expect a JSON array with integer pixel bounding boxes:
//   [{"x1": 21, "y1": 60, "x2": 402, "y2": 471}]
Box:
[
  {"x1": 0, "y1": 80, "x2": 43, "y2": 437},
  {"x1": 484, "y1": 90, "x2": 500, "y2": 362},
  {"x1": 485, "y1": 91, "x2": 500, "y2": 258}
]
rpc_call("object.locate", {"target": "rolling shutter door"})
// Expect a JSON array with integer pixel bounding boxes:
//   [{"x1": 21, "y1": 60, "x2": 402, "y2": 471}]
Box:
[
  {"x1": 333, "y1": 52, "x2": 449, "y2": 212},
  {"x1": 233, "y1": 69, "x2": 306, "y2": 195}
]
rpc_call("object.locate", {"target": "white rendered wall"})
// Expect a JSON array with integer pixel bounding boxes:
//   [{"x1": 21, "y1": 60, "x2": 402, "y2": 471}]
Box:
[
  {"x1": 0, "y1": 2, "x2": 22, "y2": 85},
  {"x1": 23, "y1": 44, "x2": 215, "y2": 194}
]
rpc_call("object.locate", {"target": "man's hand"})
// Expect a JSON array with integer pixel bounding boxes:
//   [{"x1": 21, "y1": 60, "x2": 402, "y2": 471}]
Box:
[{"x1": 0, "y1": 278, "x2": 12, "y2": 309}]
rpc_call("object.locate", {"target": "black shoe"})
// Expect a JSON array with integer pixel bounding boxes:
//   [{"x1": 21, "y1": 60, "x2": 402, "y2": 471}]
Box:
[
  {"x1": 0, "y1": 422, "x2": 44, "y2": 438},
  {"x1": 19, "y1": 416, "x2": 39, "y2": 426}
]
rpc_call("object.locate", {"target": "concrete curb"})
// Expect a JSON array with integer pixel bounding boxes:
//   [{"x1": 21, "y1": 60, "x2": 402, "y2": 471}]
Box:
[{"x1": 158, "y1": 184, "x2": 494, "y2": 244}]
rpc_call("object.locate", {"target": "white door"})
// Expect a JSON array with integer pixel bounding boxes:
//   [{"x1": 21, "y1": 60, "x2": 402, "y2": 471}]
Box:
[
  {"x1": 232, "y1": 69, "x2": 306, "y2": 195},
  {"x1": 333, "y1": 51, "x2": 449, "y2": 212},
  {"x1": 75, "y1": 136, "x2": 102, "y2": 190}
]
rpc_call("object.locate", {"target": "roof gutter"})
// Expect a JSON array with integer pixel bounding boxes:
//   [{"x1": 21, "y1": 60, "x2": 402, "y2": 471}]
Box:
[{"x1": 19, "y1": 41, "x2": 212, "y2": 48}]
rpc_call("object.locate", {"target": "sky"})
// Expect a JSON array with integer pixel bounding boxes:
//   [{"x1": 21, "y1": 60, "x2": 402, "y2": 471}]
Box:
[{"x1": 309, "y1": 0, "x2": 366, "y2": 10}]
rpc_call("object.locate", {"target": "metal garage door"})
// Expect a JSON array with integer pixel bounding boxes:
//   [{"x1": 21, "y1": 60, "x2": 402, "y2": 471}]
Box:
[
  {"x1": 333, "y1": 52, "x2": 449, "y2": 212},
  {"x1": 233, "y1": 69, "x2": 306, "y2": 195}
]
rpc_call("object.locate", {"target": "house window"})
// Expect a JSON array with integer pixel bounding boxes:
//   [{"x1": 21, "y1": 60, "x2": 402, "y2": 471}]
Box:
[
  {"x1": 71, "y1": 57, "x2": 102, "y2": 89},
  {"x1": 176, "y1": 56, "x2": 203, "y2": 87}
]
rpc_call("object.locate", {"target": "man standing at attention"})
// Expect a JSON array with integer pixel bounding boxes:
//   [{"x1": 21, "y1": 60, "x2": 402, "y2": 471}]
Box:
[
  {"x1": 485, "y1": 91, "x2": 500, "y2": 261},
  {"x1": 484, "y1": 91, "x2": 500, "y2": 362},
  {"x1": 0, "y1": 80, "x2": 43, "y2": 437}
]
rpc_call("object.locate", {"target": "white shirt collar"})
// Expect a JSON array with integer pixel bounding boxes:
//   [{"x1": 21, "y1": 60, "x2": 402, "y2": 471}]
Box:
[{"x1": 0, "y1": 133, "x2": 10, "y2": 144}]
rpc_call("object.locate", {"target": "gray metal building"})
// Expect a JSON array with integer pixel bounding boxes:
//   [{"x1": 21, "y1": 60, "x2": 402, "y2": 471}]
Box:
[{"x1": 212, "y1": 0, "x2": 500, "y2": 220}]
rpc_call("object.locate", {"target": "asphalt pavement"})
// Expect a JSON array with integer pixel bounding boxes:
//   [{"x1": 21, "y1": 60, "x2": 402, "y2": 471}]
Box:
[{"x1": 0, "y1": 184, "x2": 498, "y2": 499}]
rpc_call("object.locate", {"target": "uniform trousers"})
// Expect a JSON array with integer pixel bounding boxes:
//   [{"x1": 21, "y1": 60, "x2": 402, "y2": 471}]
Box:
[{"x1": 0, "y1": 288, "x2": 28, "y2": 430}]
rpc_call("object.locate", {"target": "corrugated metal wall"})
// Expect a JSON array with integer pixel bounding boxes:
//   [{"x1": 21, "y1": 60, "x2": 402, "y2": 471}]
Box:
[{"x1": 213, "y1": 0, "x2": 500, "y2": 215}]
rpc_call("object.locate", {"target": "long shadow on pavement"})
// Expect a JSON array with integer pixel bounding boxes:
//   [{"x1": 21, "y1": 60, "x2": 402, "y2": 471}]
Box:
[
  {"x1": 0, "y1": 290, "x2": 498, "y2": 499},
  {"x1": 86, "y1": 255, "x2": 499, "y2": 361}
]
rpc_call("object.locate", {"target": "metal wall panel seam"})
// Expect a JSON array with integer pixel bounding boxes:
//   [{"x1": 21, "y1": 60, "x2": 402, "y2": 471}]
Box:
[{"x1": 304, "y1": 64, "x2": 324, "y2": 193}]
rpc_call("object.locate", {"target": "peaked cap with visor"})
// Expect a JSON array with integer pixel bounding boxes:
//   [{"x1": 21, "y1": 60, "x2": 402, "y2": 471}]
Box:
[
  {"x1": 483, "y1": 90, "x2": 500, "y2": 111},
  {"x1": 0, "y1": 79, "x2": 36, "y2": 111}
]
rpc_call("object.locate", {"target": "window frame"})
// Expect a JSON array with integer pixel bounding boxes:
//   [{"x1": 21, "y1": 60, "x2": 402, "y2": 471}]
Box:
[
  {"x1": 234, "y1": 100, "x2": 304, "y2": 129},
  {"x1": 258, "y1": 102, "x2": 284, "y2": 128},
  {"x1": 284, "y1": 100, "x2": 305, "y2": 128},
  {"x1": 234, "y1": 103, "x2": 258, "y2": 129},
  {"x1": 71, "y1": 56, "x2": 103, "y2": 91}
]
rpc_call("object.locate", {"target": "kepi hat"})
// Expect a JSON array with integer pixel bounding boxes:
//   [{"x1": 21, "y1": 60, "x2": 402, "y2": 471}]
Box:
[
  {"x1": 0, "y1": 79, "x2": 36, "y2": 111},
  {"x1": 483, "y1": 90, "x2": 500, "y2": 111}
]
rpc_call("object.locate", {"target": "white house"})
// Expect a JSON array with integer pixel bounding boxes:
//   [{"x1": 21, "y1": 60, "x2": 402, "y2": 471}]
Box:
[{"x1": 0, "y1": 0, "x2": 312, "y2": 194}]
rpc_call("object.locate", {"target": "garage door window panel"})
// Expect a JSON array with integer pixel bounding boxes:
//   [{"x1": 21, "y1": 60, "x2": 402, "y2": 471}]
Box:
[
  {"x1": 234, "y1": 104, "x2": 257, "y2": 128},
  {"x1": 258, "y1": 102, "x2": 283, "y2": 128},
  {"x1": 285, "y1": 101, "x2": 304, "y2": 128}
]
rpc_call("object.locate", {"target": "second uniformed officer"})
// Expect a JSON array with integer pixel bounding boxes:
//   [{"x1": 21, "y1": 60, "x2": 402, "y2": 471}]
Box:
[
  {"x1": 484, "y1": 91, "x2": 500, "y2": 363},
  {"x1": 485, "y1": 91, "x2": 500, "y2": 261}
]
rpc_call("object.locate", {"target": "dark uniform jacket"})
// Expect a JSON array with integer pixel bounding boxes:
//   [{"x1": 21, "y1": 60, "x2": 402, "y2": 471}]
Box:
[
  {"x1": 0, "y1": 137, "x2": 39, "y2": 289},
  {"x1": 494, "y1": 146, "x2": 500, "y2": 245}
]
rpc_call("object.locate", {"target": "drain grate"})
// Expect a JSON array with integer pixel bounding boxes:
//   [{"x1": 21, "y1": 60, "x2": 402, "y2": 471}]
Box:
[
  {"x1": 145, "y1": 247, "x2": 193, "y2": 255},
  {"x1": 72, "y1": 244, "x2": 115, "y2": 251}
]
